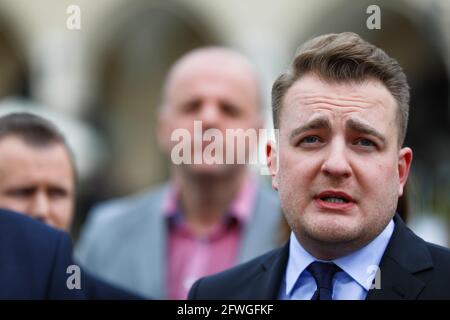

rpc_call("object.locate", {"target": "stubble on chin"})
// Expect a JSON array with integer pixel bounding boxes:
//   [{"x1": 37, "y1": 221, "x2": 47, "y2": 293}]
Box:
[
  {"x1": 298, "y1": 212, "x2": 364, "y2": 243},
  {"x1": 287, "y1": 209, "x2": 393, "y2": 259}
]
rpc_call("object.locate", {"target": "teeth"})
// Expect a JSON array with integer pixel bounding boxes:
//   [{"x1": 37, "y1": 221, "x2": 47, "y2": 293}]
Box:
[{"x1": 322, "y1": 197, "x2": 347, "y2": 203}]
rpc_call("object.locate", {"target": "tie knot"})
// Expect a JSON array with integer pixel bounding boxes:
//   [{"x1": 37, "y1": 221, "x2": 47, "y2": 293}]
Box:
[{"x1": 307, "y1": 261, "x2": 341, "y2": 290}]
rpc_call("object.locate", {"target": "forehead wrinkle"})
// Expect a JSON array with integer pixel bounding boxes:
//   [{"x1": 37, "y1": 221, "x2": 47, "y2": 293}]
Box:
[
  {"x1": 287, "y1": 73, "x2": 395, "y2": 106},
  {"x1": 288, "y1": 92, "x2": 385, "y2": 111}
]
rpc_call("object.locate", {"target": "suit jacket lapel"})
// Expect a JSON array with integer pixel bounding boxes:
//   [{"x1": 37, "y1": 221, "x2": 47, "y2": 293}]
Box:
[
  {"x1": 367, "y1": 215, "x2": 433, "y2": 300},
  {"x1": 249, "y1": 241, "x2": 290, "y2": 299},
  {"x1": 239, "y1": 184, "x2": 281, "y2": 263},
  {"x1": 250, "y1": 215, "x2": 434, "y2": 300},
  {"x1": 127, "y1": 186, "x2": 168, "y2": 299}
]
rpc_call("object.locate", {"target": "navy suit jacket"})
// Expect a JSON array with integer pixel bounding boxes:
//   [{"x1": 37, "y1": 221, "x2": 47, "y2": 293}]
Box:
[
  {"x1": 0, "y1": 209, "x2": 140, "y2": 299},
  {"x1": 188, "y1": 215, "x2": 450, "y2": 300}
]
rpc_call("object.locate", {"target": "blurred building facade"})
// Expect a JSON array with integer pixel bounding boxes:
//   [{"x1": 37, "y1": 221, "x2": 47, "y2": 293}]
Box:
[{"x1": 0, "y1": 0, "x2": 448, "y2": 244}]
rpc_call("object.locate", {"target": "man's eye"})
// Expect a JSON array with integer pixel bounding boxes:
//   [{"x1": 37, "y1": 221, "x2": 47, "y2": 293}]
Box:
[
  {"x1": 182, "y1": 100, "x2": 201, "y2": 113},
  {"x1": 49, "y1": 188, "x2": 68, "y2": 198},
  {"x1": 301, "y1": 136, "x2": 321, "y2": 144},
  {"x1": 355, "y1": 138, "x2": 376, "y2": 147},
  {"x1": 220, "y1": 102, "x2": 241, "y2": 117}
]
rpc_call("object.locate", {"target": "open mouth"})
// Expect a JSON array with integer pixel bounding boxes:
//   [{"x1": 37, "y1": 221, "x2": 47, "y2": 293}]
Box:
[
  {"x1": 320, "y1": 196, "x2": 350, "y2": 204},
  {"x1": 315, "y1": 191, "x2": 354, "y2": 210}
]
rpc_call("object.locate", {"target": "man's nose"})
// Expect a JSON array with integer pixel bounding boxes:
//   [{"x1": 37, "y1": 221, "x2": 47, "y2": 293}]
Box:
[
  {"x1": 321, "y1": 139, "x2": 352, "y2": 179},
  {"x1": 29, "y1": 192, "x2": 51, "y2": 223},
  {"x1": 199, "y1": 104, "x2": 221, "y2": 129}
]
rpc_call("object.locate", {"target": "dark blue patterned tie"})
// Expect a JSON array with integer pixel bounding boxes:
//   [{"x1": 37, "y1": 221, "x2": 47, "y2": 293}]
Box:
[{"x1": 307, "y1": 261, "x2": 341, "y2": 300}]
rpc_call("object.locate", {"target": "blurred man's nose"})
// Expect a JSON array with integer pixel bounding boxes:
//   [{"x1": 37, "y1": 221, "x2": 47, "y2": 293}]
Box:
[
  {"x1": 321, "y1": 138, "x2": 352, "y2": 179},
  {"x1": 199, "y1": 103, "x2": 221, "y2": 130},
  {"x1": 29, "y1": 192, "x2": 51, "y2": 223}
]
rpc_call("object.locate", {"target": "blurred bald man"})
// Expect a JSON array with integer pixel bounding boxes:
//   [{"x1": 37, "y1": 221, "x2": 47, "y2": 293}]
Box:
[{"x1": 76, "y1": 47, "x2": 282, "y2": 299}]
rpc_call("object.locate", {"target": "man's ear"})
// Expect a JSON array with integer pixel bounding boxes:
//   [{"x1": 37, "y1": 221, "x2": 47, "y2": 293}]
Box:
[
  {"x1": 266, "y1": 140, "x2": 279, "y2": 190},
  {"x1": 398, "y1": 147, "x2": 413, "y2": 196}
]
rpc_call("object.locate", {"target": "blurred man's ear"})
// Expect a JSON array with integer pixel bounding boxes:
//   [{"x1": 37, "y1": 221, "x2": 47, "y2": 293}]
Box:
[
  {"x1": 266, "y1": 141, "x2": 279, "y2": 190},
  {"x1": 398, "y1": 147, "x2": 413, "y2": 197}
]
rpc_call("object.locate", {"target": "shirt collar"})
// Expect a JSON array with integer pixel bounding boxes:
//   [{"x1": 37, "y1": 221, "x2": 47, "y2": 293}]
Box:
[
  {"x1": 284, "y1": 219, "x2": 395, "y2": 296},
  {"x1": 162, "y1": 175, "x2": 257, "y2": 225},
  {"x1": 285, "y1": 232, "x2": 316, "y2": 295},
  {"x1": 334, "y1": 219, "x2": 394, "y2": 291},
  {"x1": 162, "y1": 184, "x2": 179, "y2": 217},
  {"x1": 228, "y1": 174, "x2": 256, "y2": 224}
]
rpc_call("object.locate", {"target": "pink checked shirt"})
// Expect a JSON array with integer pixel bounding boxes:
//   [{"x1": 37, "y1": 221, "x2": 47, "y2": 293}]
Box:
[{"x1": 165, "y1": 176, "x2": 256, "y2": 300}]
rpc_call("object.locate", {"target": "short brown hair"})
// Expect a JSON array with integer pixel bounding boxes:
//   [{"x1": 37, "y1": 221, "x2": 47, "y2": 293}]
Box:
[
  {"x1": 0, "y1": 112, "x2": 77, "y2": 181},
  {"x1": 272, "y1": 32, "x2": 410, "y2": 146},
  {"x1": 0, "y1": 112, "x2": 67, "y2": 147}
]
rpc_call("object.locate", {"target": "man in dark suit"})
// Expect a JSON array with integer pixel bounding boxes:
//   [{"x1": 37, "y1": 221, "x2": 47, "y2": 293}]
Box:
[
  {"x1": 188, "y1": 32, "x2": 450, "y2": 300},
  {"x1": 0, "y1": 113, "x2": 140, "y2": 299},
  {"x1": 0, "y1": 208, "x2": 140, "y2": 299}
]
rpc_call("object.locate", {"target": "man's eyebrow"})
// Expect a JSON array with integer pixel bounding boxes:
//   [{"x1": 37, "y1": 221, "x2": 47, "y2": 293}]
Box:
[
  {"x1": 289, "y1": 117, "x2": 331, "y2": 141},
  {"x1": 346, "y1": 119, "x2": 386, "y2": 144},
  {"x1": 5, "y1": 186, "x2": 36, "y2": 193}
]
